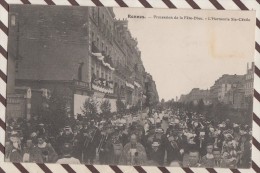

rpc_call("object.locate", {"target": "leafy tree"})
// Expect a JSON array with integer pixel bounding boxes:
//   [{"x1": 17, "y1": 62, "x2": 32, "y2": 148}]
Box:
[
  {"x1": 81, "y1": 97, "x2": 98, "y2": 118},
  {"x1": 197, "y1": 99, "x2": 205, "y2": 114},
  {"x1": 47, "y1": 87, "x2": 71, "y2": 134},
  {"x1": 100, "y1": 99, "x2": 111, "y2": 115},
  {"x1": 161, "y1": 98, "x2": 165, "y2": 109}
]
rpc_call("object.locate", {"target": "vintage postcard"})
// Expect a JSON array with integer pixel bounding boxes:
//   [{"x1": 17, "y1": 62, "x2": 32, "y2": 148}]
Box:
[{"x1": 5, "y1": 5, "x2": 255, "y2": 168}]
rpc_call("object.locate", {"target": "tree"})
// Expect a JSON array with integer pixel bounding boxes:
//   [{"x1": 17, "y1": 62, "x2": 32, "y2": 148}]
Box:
[
  {"x1": 47, "y1": 87, "x2": 71, "y2": 134},
  {"x1": 100, "y1": 99, "x2": 111, "y2": 115},
  {"x1": 161, "y1": 98, "x2": 165, "y2": 109},
  {"x1": 197, "y1": 99, "x2": 205, "y2": 114},
  {"x1": 81, "y1": 97, "x2": 98, "y2": 118}
]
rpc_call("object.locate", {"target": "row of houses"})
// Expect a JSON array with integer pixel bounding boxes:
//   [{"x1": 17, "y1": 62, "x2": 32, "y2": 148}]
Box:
[
  {"x1": 6, "y1": 6, "x2": 159, "y2": 120},
  {"x1": 179, "y1": 62, "x2": 254, "y2": 109}
]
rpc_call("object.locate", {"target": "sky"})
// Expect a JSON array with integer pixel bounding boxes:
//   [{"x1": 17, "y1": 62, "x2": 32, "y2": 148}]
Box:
[{"x1": 113, "y1": 8, "x2": 255, "y2": 101}]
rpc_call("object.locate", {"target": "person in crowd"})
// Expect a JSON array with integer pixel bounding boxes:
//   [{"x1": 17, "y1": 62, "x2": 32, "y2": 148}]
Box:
[
  {"x1": 166, "y1": 132, "x2": 183, "y2": 165},
  {"x1": 238, "y1": 133, "x2": 251, "y2": 168},
  {"x1": 183, "y1": 150, "x2": 200, "y2": 167},
  {"x1": 7, "y1": 131, "x2": 23, "y2": 163},
  {"x1": 36, "y1": 135, "x2": 58, "y2": 163},
  {"x1": 56, "y1": 143, "x2": 80, "y2": 164},
  {"x1": 23, "y1": 139, "x2": 43, "y2": 163},
  {"x1": 200, "y1": 144, "x2": 215, "y2": 167},
  {"x1": 120, "y1": 133, "x2": 147, "y2": 165},
  {"x1": 98, "y1": 125, "x2": 114, "y2": 164},
  {"x1": 80, "y1": 120, "x2": 100, "y2": 164},
  {"x1": 5, "y1": 106, "x2": 252, "y2": 168},
  {"x1": 147, "y1": 141, "x2": 165, "y2": 166}
]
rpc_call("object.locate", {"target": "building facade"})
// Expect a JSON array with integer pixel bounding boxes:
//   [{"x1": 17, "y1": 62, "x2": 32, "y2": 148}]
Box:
[
  {"x1": 245, "y1": 62, "x2": 254, "y2": 97},
  {"x1": 7, "y1": 6, "x2": 158, "y2": 118},
  {"x1": 209, "y1": 74, "x2": 245, "y2": 103}
]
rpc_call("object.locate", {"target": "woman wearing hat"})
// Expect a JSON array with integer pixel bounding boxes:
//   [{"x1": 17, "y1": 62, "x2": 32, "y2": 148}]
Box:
[
  {"x1": 147, "y1": 141, "x2": 165, "y2": 166},
  {"x1": 6, "y1": 131, "x2": 23, "y2": 162}
]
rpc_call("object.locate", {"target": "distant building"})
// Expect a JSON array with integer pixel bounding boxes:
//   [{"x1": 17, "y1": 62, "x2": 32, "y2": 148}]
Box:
[
  {"x1": 144, "y1": 73, "x2": 159, "y2": 107},
  {"x1": 179, "y1": 88, "x2": 211, "y2": 105},
  {"x1": 223, "y1": 83, "x2": 246, "y2": 109},
  {"x1": 209, "y1": 74, "x2": 245, "y2": 103},
  {"x1": 245, "y1": 62, "x2": 254, "y2": 97}
]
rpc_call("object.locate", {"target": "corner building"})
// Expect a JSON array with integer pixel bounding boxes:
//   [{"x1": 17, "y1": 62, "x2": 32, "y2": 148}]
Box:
[{"x1": 7, "y1": 6, "x2": 158, "y2": 118}]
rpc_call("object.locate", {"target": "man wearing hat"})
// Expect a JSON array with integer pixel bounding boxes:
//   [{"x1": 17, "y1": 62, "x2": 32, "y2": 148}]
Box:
[
  {"x1": 165, "y1": 132, "x2": 183, "y2": 165},
  {"x1": 56, "y1": 126, "x2": 74, "y2": 154},
  {"x1": 98, "y1": 125, "x2": 114, "y2": 164},
  {"x1": 147, "y1": 141, "x2": 165, "y2": 166},
  {"x1": 56, "y1": 143, "x2": 80, "y2": 164},
  {"x1": 80, "y1": 121, "x2": 101, "y2": 164}
]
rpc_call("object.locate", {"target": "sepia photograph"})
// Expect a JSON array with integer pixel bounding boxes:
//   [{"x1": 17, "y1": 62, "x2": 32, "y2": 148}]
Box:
[{"x1": 5, "y1": 5, "x2": 256, "y2": 168}]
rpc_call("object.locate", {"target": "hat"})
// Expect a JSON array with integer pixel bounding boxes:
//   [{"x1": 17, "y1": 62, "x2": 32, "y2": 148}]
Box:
[
  {"x1": 174, "y1": 119, "x2": 180, "y2": 124},
  {"x1": 233, "y1": 123, "x2": 239, "y2": 128},
  {"x1": 155, "y1": 128, "x2": 164, "y2": 133},
  {"x1": 224, "y1": 133, "x2": 233, "y2": 140},
  {"x1": 30, "y1": 132, "x2": 37, "y2": 138},
  {"x1": 10, "y1": 131, "x2": 20, "y2": 142},
  {"x1": 169, "y1": 122, "x2": 174, "y2": 126},
  {"x1": 64, "y1": 126, "x2": 71, "y2": 130},
  {"x1": 239, "y1": 130, "x2": 246, "y2": 135},
  {"x1": 152, "y1": 141, "x2": 160, "y2": 147}
]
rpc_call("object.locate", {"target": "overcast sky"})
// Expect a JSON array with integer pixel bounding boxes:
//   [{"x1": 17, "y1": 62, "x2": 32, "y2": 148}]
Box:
[{"x1": 113, "y1": 8, "x2": 255, "y2": 101}]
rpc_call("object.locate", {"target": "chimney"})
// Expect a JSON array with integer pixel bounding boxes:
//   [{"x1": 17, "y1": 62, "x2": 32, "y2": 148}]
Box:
[
  {"x1": 252, "y1": 62, "x2": 255, "y2": 70},
  {"x1": 247, "y1": 62, "x2": 249, "y2": 71}
]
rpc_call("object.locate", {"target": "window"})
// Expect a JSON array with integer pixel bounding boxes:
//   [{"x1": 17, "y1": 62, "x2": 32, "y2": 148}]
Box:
[
  {"x1": 78, "y1": 63, "x2": 84, "y2": 81},
  {"x1": 11, "y1": 15, "x2": 16, "y2": 26},
  {"x1": 101, "y1": 42, "x2": 104, "y2": 51},
  {"x1": 92, "y1": 8, "x2": 95, "y2": 18}
]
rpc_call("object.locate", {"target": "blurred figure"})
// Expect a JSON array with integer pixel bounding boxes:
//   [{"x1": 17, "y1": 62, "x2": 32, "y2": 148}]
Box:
[
  {"x1": 56, "y1": 143, "x2": 80, "y2": 164},
  {"x1": 120, "y1": 134, "x2": 147, "y2": 165}
]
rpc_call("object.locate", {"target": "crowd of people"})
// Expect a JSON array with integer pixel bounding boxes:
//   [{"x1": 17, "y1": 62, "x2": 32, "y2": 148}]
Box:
[{"x1": 5, "y1": 108, "x2": 252, "y2": 168}]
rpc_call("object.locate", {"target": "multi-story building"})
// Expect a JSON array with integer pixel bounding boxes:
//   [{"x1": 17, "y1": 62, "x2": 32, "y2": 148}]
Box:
[
  {"x1": 209, "y1": 74, "x2": 245, "y2": 103},
  {"x1": 7, "y1": 6, "x2": 158, "y2": 118},
  {"x1": 223, "y1": 83, "x2": 245, "y2": 109},
  {"x1": 245, "y1": 62, "x2": 254, "y2": 97},
  {"x1": 144, "y1": 73, "x2": 159, "y2": 107}
]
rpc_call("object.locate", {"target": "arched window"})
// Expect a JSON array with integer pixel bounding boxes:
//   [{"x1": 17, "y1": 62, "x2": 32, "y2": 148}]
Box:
[{"x1": 78, "y1": 63, "x2": 84, "y2": 81}]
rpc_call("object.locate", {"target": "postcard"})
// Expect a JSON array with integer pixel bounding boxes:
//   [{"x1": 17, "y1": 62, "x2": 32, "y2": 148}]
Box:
[{"x1": 5, "y1": 5, "x2": 256, "y2": 168}]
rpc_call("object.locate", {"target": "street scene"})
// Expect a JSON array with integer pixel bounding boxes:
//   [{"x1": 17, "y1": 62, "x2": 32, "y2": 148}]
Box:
[{"x1": 5, "y1": 5, "x2": 255, "y2": 168}]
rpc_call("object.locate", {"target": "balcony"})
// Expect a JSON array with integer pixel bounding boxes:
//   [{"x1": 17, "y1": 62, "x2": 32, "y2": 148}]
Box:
[
  {"x1": 73, "y1": 80, "x2": 90, "y2": 90},
  {"x1": 92, "y1": 77, "x2": 114, "y2": 94}
]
